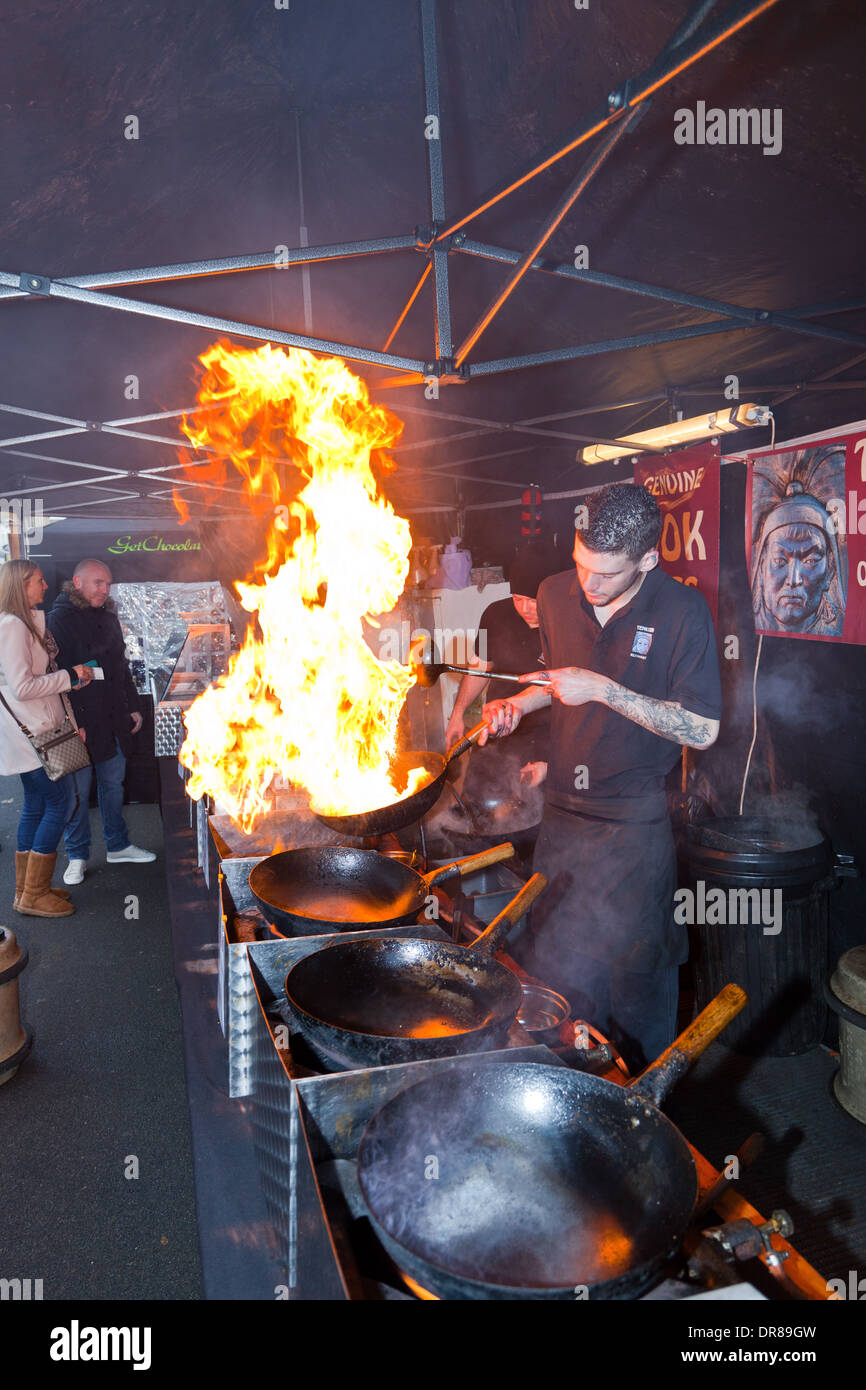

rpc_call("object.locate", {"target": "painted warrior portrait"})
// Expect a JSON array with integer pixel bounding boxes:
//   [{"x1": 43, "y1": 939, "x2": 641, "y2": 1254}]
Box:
[{"x1": 750, "y1": 445, "x2": 847, "y2": 637}]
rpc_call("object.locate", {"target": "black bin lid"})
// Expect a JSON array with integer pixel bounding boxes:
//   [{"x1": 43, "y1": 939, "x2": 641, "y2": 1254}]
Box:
[
  {"x1": 681, "y1": 814, "x2": 832, "y2": 886},
  {"x1": 687, "y1": 815, "x2": 822, "y2": 854}
]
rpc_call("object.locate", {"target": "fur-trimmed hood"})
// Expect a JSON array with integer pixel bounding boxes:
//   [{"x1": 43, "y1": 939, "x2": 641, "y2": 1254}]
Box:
[
  {"x1": 45, "y1": 581, "x2": 141, "y2": 763},
  {"x1": 58, "y1": 580, "x2": 117, "y2": 613}
]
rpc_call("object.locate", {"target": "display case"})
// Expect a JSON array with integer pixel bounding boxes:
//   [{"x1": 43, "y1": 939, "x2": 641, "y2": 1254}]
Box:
[
  {"x1": 151, "y1": 619, "x2": 233, "y2": 756},
  {"x1": 112, "y1": 582, "x2": 235, "y2": 757}
]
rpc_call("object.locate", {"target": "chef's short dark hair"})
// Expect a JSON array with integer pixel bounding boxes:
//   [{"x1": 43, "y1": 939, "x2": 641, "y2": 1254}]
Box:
[{"x1": 583, "y1": 484, "x2": 661, "y2": 560}]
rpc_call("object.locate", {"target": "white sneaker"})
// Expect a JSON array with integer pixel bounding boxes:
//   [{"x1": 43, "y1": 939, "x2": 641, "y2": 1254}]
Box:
[
  {"x1": 106, "y1": 844, "x2": 157, "y2": 864},
  {"x1": 63, "y1": 858, "x2": 87, "y2": 885}
]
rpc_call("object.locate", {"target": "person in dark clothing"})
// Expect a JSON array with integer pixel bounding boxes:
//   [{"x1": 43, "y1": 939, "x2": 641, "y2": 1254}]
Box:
[
  {"x1": 443, "y1": 542, "x2": 560, "y2": 837},
  {"x1": 444, "y1": 541, "x2": 559, "y2": 782},
  {"x1": 480, "y1": 485, "x2": 722, "y2": 1071},
  {"x1": 46, "y1": 559, "x2": 156, "y2": 883}
]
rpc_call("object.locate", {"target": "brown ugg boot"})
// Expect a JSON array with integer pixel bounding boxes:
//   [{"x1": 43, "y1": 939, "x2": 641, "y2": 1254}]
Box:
[
  {"x1": 13, "y1": 850, "x2": 29, "y2": 910},
  {"x1": 14, "y1": 851, "x2": 70, "y2": 908},
  {"x1": 17, "y1": 851, "x2": 75, "y2": 917}
]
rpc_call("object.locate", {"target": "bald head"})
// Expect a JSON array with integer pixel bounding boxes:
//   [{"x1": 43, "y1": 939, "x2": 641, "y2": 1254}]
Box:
[{"x1": 73, "y1": 559, "x2": 112, "y2": 607}]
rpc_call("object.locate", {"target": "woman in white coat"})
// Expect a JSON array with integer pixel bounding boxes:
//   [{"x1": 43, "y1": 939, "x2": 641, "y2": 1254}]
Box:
[{"x1": 0, "y1": 560, "x2": 93, "y2": 916}]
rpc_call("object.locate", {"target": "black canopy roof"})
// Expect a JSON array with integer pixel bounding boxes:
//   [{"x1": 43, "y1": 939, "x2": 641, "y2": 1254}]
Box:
[{"x1": 1, "y1": 0, "x2": 865, "y2": 526}]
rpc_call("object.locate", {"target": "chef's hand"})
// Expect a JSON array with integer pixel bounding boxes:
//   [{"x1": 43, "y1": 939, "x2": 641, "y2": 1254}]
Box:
[
  {"x1": 478, "y1": 697, "x2": 523, "y2": 745},
  {"x1": 444, "y1": 712, "x2": 465, "y2": 752},
  {"x1": 72, "y1": 664, "x2": 93, "y2": 686},
  {"x1": 518, "y1": 666, "x2": 607, "y2": 706},
  {"x1": 519, "y1": 760, "x2": 548, "y2": 788},
  {"x1": 130, "y1": 712, "x2": 143, "y2": 734}
]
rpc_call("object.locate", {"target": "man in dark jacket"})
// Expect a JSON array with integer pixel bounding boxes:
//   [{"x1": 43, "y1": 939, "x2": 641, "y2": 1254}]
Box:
[{"x1": 47, "y1": 559, "x2": 156, "y2": 883}]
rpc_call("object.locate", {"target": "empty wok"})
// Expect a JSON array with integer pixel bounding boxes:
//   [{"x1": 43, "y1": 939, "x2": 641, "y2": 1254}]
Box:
[
  {"x1": 357, "y1": 983, "x2": 747, "y2": 1299},
  {"x1": 250, "y1": 841, "x2": 515, "y2": 936},
  {"x1": 283, "y1": 874, "x2": 547, "y2": 1068}
]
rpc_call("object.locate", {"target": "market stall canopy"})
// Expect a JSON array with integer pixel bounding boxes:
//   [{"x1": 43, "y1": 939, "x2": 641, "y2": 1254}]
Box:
[{"x1": 1, "y1": 0, "x2": 865, "y2": 526}]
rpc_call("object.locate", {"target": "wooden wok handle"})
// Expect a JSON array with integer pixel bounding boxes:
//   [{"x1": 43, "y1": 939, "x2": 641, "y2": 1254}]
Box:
[
  {"x1": 472, "y1": 872, "x2": 548, "y2": 957},
  {"x1": 631, "y1": 983, "x2": 748, "y2": 1106},
  {"x1": 454, "y1": 842, "x2": 516, "y2": 873},
  {"x1": 424, "y1": 842, "x2": 515, "y2": 889}
]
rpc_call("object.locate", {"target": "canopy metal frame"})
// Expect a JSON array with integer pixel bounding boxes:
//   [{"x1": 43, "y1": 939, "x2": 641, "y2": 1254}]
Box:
[{"x1": 1, "y1": 0, "x2": 864, "y2": 517}]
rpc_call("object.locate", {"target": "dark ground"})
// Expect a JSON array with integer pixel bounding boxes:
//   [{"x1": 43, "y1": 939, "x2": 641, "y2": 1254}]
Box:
[
  {"x1": 0, "y1": 763, "x2": 286, "y2": 1302},
  {"x1": 0, "y1": 792, "x2": 202, "y2": 1300}
]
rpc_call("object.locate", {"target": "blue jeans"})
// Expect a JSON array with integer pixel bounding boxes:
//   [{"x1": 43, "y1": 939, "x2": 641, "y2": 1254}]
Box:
[
  {"x1": 18, "y1": 767, "x2": 73, "y2": 854},
  {"x1": 64, "y1": 740, "x2": 130, "y2": 859}
]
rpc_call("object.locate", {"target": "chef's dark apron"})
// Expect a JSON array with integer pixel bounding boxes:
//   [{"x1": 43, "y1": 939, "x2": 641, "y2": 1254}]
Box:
[{"x1": 511, "y1": 799, "x2": 685, "y2": 995}]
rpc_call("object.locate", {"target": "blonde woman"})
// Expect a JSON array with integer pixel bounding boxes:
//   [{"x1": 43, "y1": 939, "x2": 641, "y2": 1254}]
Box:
[{"x1": 0, "y1": 560, "x2": 93, "y2": 916}]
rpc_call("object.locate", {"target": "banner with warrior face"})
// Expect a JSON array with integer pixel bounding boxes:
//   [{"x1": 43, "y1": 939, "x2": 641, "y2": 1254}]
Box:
[{"x1": 746, "y1": 431, "x2": 866, "y2": 644}]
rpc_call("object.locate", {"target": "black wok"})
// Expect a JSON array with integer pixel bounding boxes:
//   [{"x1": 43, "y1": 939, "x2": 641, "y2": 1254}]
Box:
[
  {"x1": 250, "y1": 840, "x2": 515, "y2": 937},
  {"x1": 283, "y1": 874, "x2": 547, "y2": 1069},
  {"x1": 357, "y1": 983, "x2": 747, "y2": 1299},
  {"x1": 311, "y1": 720, "x2": 488, "y2": 837},
  {"x1": 417, "y1": 823, "x2": 540, "y2": 864}
]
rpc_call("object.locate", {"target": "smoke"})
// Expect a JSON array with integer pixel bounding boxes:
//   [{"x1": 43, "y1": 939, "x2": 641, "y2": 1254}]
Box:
[
  {"x1": 211, "y1": 807, "x2": 351, "y2": 855},
  {"x1": 690, "y1": 639, "x2": 855, "y2": 817},
  {"x1": 737, "y1": 785, "x2": 822, "y2": 849},
  {"x1": 751, "y1": 651, "x2": 854, "y2": 736},
  {"x1": 453, "y1": 740, "x2": 545, "y2": 828},
  {"x1": 434, "y1": 782, "x2": 544, "y2": 838}
]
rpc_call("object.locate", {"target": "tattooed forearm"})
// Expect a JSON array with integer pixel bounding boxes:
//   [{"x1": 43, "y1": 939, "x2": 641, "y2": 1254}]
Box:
[{"x1": 601, "y1": 681, "x2": 719, "y2": 748}]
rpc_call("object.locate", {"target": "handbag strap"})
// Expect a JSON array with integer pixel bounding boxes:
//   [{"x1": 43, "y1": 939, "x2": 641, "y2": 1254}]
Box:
[
  {"x1": 0, "y1": 683, "x2": 75, "y2": 738},
  {"x1": 0, "y1": 687, "x2": 36, "y2": 738},
  {"x1": 57, "y1": 688, "x2": 77, "y2": 725},
  {"x1": 45, "y1": 644, "x2": 78, "y2": 727}
]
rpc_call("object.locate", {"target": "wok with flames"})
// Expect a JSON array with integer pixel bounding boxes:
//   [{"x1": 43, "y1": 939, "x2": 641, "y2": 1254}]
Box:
[{"x1": 310, "y1": 720, "x2": 489, "y2": 837}]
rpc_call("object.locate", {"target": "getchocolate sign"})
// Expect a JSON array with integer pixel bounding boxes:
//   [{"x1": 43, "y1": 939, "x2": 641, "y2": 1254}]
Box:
[{"x1": 108, "y1": 535, "x2": 201, "y2": 553}]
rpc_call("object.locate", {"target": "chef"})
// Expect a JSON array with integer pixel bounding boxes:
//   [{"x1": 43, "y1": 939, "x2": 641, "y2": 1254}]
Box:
[
  {"x1": 444, "y1": 539, "x2": 560, "y2": 788},
  {"x1": 480, "y1": 484, "x2": 722, "y2": 1069}
]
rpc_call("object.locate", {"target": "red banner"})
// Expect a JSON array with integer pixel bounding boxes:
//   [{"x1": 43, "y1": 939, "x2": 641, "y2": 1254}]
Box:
[
  {"x1": 745, "y1": 428, "x2": 866, "y2": 645},
  {"x1": 634, "y1": 443, "x2": 720, "y2": 622}
]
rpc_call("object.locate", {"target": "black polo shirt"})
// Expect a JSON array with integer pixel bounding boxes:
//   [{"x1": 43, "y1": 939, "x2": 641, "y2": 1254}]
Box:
[
  {"x1": 473, "y1": 597, "x2": 550, "y2": 757},
  {"x1": 473, "y1": 598, "x2": 548, "y2": 702},
  {"x1": 536, "y1": 565, "x2": 722, "y2": 821}
]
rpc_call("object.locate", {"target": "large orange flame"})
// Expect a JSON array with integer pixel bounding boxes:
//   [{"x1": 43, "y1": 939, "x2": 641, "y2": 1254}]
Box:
[{"x1": 175, "y1": 340, "x2": 421, "y2": 831}]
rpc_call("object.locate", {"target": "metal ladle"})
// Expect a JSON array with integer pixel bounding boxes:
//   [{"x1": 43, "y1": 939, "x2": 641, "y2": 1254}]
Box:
[{"x1": 413, "y1": 660, "x2": 551, "y2": 688}]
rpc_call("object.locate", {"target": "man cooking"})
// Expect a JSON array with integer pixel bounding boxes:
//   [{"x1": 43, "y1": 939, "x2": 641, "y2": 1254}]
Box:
[
  {"x1": 480, "y1": 484, "x2": 722, "y2": 1070},
  {"x1": 445, "y1": 540, "x2": 560, "y2": 789}
]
